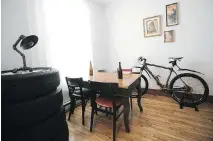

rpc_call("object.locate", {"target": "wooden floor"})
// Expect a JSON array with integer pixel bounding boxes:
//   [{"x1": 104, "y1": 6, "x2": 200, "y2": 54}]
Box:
[{"x1": 66, "y1": 94, "x2": 213, "y2": 141}]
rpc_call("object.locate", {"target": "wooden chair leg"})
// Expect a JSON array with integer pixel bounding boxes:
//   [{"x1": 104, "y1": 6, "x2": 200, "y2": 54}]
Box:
[
  {"x1": 109, "y1": 107, "x2": 112, "y2": 115},
  {"x1": 106, "y1": 107, "x2": 112, "y2": 120},
  {"x1": 68, "y1": 97, "x2": 75, "y2": 121},
  {"x1": 130, "y1": 97, "x2": 133, "y2": 110},
  {"x1": 92, "y1": 94, "x2": 98, "y2": 115},
  {"x1": 72, "y1": 98, "x2": 76, "y2": 114},
  {"x1": 95, "y1": 103, "x2": 98, "y2": 115},
  {"x1": 90, "y1": 104, "x2": 95, "y2": 132},
  {"x1": 113, "y1": 105, "x2": 116, "y2": 141},
  {"x1": 106, "y1": 107, "x2": 108, "y2": 117},
  {"x1": 68, "y1": 104, "x2": 72, "y2": 121},
  {"x1": 82, "y1": 99, "x2": 86, "y2": 125}
]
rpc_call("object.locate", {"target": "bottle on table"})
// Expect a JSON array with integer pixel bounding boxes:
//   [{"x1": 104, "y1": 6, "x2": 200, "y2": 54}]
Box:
[
  {"x1": 89, "y1": 61, "x2": 93, "y2": 76},
  {"x1": 117, "y1": 62, "x2": 123, "y2": 79}
]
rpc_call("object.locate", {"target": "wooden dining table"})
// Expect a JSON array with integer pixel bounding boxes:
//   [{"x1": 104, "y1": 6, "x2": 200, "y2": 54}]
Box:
[{"x1": 83, "y1": 72, "x2": 143, "y2": 133}]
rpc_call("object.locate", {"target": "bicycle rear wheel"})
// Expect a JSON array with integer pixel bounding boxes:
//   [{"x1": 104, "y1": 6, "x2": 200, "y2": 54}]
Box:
[{"x1": 169, "y1": 73, "x2": 209, "y2": 105}]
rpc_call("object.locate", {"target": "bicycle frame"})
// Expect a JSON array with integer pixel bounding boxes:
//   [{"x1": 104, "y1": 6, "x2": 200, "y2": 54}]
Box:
[{"x1": 142, "y1": 63, "x2": 177, "y2": 89}]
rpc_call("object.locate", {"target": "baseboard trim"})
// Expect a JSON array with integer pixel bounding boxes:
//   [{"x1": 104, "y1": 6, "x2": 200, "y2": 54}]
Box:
[{"x1": 146, "y1": 89, "x2": 213, "y2": 103}]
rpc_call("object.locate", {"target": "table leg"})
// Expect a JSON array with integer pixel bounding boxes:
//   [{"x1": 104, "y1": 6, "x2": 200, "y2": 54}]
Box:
[
  {"x1": 136, "y1": 78, "x2": 143, "y2": 112},
  {"x1": 122, "y1": 93, "x2": 130, "y2": 133}
]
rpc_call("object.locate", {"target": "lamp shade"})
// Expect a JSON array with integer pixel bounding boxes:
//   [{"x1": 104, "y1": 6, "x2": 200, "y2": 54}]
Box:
[{"x1": 20, "y1": 35, "x2": 38, "y2": 50}]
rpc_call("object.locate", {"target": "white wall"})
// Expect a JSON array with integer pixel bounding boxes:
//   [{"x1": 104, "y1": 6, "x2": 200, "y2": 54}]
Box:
[
  {"x1": 2, "y1": 0, "x2": 32, "y2": 70},
  {"x1": 88, "y1": 1, "x2": 111, "y2": 71},
  {"x1": 104, "y1": 0, "x2": 213, "y2": 94},
  {"x1": 1, "y1": 0, "x2": 47, "y2": 71}
]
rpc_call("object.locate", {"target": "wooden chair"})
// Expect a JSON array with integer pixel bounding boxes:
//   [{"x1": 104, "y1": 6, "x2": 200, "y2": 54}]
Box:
[
  {"x1": 89, "y1": 81, "x2": 123, "y2": 141},
  {"x1": 65, "y1": 77, "x2": 92, "y2": 125},
  {"x1": 97, "y1": 69, "x2": 112, "y2": 115}
]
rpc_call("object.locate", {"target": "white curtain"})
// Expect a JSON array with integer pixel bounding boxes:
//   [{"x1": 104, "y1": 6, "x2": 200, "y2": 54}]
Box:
[
  {"x1": 43, "y1": 0, "x2": 93, "y2": 79},
  {"x1": 28, "y1": 0, "x2": 93, "y2": 101}
]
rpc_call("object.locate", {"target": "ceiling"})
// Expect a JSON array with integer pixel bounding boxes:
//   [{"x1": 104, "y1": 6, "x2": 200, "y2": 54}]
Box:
[{"x1": 90, "y1": 0, "x2": 114, "y2": 6}]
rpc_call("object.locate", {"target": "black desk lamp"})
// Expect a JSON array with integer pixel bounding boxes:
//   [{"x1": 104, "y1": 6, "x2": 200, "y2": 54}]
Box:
[{"x1": 13, "y1": 35, "x2": 38, "y2": 73}]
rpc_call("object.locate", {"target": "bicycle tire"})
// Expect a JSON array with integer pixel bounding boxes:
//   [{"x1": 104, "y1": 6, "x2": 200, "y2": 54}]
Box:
[
  {"x1": 2, "y1": 67, "x2": 60, "y2": 105},
  {"x1": 141, "y1": 75, "x2": 149, "y2": 95},
  {"x1": 169, "y1": 73, "x2": 209, "y2": 105},
  {"x1": 3, "y1": 89, "x2": 63, "y2": 130}
]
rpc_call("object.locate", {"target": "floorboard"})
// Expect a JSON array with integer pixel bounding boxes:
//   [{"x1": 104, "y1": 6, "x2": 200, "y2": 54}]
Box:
[{"x1": 66, "y1": 94, "x2": 213, "y2": 141}]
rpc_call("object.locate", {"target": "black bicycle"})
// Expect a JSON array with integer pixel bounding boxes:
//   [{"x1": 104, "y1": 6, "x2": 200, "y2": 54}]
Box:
[{"x1": 134, "y1": 57, "x2": 209, "y2": 110}]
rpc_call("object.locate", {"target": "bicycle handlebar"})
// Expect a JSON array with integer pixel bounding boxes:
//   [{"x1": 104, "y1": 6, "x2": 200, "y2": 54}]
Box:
[
  {"x1": 138, "y1": 56, "x2": 147, "y2": 65},
  {"x1": 138, "y1": 56, "x2": 146, "y2": 62},
  {"x1": 133, "y1": 56, "x2": 147, "y2": 70}
]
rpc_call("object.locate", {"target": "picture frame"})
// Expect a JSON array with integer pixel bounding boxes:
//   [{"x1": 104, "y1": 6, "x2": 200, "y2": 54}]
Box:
[
  {"x1": 164, "y1": 30, "x2": 174, "y2": 42},
  {"x1": 143, "y1": 15, "x2": 161, "y2": 38},
  {"x1": 166, "y1": 3, "x2": 178, "y2": 26}
]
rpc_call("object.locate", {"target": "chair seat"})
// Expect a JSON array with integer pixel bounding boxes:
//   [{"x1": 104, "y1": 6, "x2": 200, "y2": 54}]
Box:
[
  {"x1": 74, "y1": 88, "x2": 92, "y2": 94},
  {"x1": 96, "y1": 97, "x2": 122, "y2": 107},
  {"x1": 72, "y1": 88, "x2": 92, "y2": 98}
]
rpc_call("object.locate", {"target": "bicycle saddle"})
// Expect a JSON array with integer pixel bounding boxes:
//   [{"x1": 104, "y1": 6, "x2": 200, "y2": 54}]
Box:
[{"x1": 169, "y1": 57, "x2": 183, "y2": 61}]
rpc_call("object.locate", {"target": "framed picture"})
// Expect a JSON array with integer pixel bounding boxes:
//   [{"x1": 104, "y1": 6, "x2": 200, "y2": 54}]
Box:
[
  {"x1": 143, "y1": 15, "x2": 161, "y2": 37},
  {"x1": 164, "y1": 30, "x2": 174, "y2": 42},
  {"x1": 166, "y1": 3, "x2": 178, "y2": 26}
]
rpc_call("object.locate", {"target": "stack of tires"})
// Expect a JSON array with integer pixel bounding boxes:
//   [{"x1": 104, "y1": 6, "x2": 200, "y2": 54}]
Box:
[{"x1": 2, "y1": 67, "x2": 69, "y2": 141}]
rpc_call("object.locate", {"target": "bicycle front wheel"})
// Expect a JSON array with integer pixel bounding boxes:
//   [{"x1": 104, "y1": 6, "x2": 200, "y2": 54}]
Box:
[
  {"x1": 169, "y1": 73, "x2": 209, "y2": 105},
  {"x1": 140, "y1": 75, "x2": 149, "y2": 96}
]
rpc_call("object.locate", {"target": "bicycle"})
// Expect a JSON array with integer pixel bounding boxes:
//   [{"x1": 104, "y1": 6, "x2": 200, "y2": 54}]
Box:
[{"x1": 134, "y1": 56, "x2": 209, "y2": 111}]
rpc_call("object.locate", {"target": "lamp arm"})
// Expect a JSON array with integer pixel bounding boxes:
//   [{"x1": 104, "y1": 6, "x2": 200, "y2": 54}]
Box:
[
  {"x1": 13, "y1": 48, "x2": 27, "y2": 68},
  {"x1": 13, "y1": 35, "x2": 27, "y2": 68},
  {"x1": 13, "y1": 35, "x2": 25, "y2": 48}
]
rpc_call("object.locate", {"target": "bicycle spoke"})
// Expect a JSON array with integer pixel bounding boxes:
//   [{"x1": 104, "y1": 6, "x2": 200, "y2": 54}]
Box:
[{"x1": 172, "y1": 75, "x2": 205, "y2": 104}]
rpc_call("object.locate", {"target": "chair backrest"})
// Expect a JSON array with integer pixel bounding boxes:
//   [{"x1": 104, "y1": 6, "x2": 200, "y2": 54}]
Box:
[
  {"x1": 65, "y1": 77, "x2": 83, "y2": 96},
  {"x1": 89, "y1": 81, "x2": 118, "y2": 97}
]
